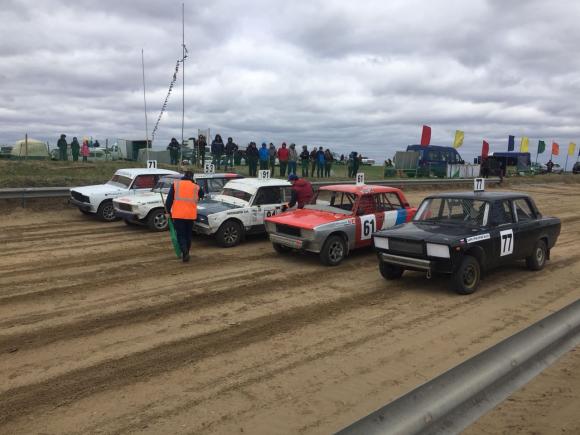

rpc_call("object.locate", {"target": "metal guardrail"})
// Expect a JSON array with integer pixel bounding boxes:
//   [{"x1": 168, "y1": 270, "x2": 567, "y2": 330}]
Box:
[
  {"x1": 336, "y1": 298, "x2": 580, "y2": 435},
  {"x1": 0, "y1": 178, "x2": 501, "y2": 203}
]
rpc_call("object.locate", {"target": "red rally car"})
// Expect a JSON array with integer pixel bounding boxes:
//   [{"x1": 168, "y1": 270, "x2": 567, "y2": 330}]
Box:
[{"x1": 265, "y1": 184, "x2": 416, "y2": 265}]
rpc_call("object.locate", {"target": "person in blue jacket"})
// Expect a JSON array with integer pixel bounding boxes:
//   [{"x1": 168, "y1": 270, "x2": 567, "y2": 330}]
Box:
[
  {"x1": 316, "y1": 146, "x2": 326, "y2": 178},
  {"x1": 258, "y1": 142, "x2": 269, "y2": 171}
]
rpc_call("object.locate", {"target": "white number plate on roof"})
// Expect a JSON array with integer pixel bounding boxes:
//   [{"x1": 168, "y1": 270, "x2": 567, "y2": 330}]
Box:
[
  {"x1": 147, "y1": 160, "x2": 157, "y2": 169},
  {"x1": 356, "y1": 172, "x2": 365, "y2": 185},
  {"x1": 474, "y1": 178, "x2": 485, "y2": 192},
  {"x1": 258, "y1": 170, "x2": 271, "y2": 179},
  {"x1": 204, "y1": 163, "x2": 215, "y2": 174}
]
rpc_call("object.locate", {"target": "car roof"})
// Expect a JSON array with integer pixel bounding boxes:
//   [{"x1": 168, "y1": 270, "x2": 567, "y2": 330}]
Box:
[
  {"x1": 424, "y1": 191, "x2": 532, "y2": 201},
  {"x1": 319, "y1": 184, "x2": 402, "y2": 195},
  {"x1": 193, "y1": 173, "x2": 243, "y2": 179},
  {"x1": 227, "y1": 178, "x2": 291, "y2": 187},
  {"x1": 115, "y1": 168, "x2": 180, "y2": 178}
]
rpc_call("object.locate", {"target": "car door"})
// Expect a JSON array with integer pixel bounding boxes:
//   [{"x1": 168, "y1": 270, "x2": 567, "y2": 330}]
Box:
[
  {"x1": 355, "y1": 194, "x2": 381, "y2": 247},
  {"x1": 250, "y1": 186, "x2": 285, "y2": 229},
  {"x1": 490, "y1": 199, "x2": 516, "y2": 265},
  {"x1": 512, "y1": 197, "x2": 539, "y2": 258}
]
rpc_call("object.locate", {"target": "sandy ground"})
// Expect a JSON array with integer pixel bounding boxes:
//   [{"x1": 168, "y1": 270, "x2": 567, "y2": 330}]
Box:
[{"x1": 0, "y1": 183, "x2": 579, "y2": 434}]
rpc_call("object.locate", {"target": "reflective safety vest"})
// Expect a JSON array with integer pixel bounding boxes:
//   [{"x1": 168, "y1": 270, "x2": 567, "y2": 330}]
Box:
[{"x1": 171, "y1": 180, "x2": 199, "y2": 220}]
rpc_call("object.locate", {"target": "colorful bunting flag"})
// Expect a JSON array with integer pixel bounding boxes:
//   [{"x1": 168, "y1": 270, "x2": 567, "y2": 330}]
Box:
[
  {"x1": 520, "y1": 137, "x2": 529, "y2": 152},
  {"x1": 481, "y1": 140, "x2": 489, "y2": 159},
  {"x1": 453, "y1": 130, "x2": 464, "y2": 149},
  {"x1": 552, "y1": 142, "x2": 560, "y2": 156},
  {"x1": 537, "y1": 140, "x2": 546, "y2": 154},
  {"x1": 508, "y1": 135, "x2": 515, "y2": 151},
  {"x1": 420, "y1": 125, "x2": 431, "y2": 147},
  {"x1": 568, "y1": 142, "x2": 576, "y2": 156}
]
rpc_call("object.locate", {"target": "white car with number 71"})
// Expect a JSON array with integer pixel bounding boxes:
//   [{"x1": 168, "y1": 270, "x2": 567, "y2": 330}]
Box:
[{"x1": 194, "y1": 177, "x2": 292, "y2": 247}]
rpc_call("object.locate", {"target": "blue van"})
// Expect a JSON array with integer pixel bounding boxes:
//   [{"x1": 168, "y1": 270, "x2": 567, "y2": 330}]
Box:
[{"x1": 406, "y1": 144, "x2": 464, "y2": 177}]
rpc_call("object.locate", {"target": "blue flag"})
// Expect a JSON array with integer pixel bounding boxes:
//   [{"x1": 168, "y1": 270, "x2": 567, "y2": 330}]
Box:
[{"x1": 508, "y1": 135, "x2": 515, "y2": 151}]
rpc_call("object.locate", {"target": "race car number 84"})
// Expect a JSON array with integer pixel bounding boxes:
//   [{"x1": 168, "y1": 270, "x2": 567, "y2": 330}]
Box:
[{"x1": 361, "y1": 214, "x2": 376, "y2": 240}]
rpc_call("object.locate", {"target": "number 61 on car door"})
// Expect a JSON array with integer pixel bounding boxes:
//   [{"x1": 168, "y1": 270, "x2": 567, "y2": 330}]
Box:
[{"x1": 359, "y1": 214, "x2": 377, "y2": 241}]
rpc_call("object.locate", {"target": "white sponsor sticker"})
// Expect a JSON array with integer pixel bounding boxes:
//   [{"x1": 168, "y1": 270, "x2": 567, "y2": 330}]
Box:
[
  {"x1": 382, "y1": 210, "x2": 398, "y2": 229},
  {"x1": 500, "y1": 229, "x2": 514, "y2": 256},
  {"x1": 360, "y1": 214, "x2": 376, "y2": 240},
  {"x1": 466, "y1": 233, "x2": 491, "y2": 243}
]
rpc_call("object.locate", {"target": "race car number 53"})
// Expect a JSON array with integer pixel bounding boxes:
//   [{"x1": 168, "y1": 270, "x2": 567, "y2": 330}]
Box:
[{"x1": 361, "y1": 214, "x2": 376, "y2": 240}]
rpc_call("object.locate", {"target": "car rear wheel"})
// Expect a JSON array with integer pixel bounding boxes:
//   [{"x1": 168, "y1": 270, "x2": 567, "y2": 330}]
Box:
[
  {"x1": 451, "y1": 255, "x2": 480, "y2": 295},
  {"x1": 379, "y1": 262, "x2": 404, "y2": 280},
  {"x1": 216, "y1": 220, "x2": 243, "y2": 248},
  {"x1": 273, "y1": 243, "x2": 292, "y2": 254},
  {"x1": 147, "y1": 209, "x2": 168, "y2": 232},
  {"x1": 97, "y1": 200, "x2": 118, "y2": 222},
  {"x1": 320, "y1": 235, "x2": 347, "y2": 266},
  {"x1": 526, "y1": 239, "x2": 547, "y2": 271}
]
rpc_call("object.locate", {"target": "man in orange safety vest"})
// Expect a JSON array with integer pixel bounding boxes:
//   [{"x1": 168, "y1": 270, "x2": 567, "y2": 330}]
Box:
[{"x1": 165, "y1": 171, "x2": 204, "y2": 262}]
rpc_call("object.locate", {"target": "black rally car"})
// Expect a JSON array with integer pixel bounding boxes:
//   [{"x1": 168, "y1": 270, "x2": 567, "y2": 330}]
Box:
[{"x1": 373, "y1": 191, "x2": 561, "y2": 294}]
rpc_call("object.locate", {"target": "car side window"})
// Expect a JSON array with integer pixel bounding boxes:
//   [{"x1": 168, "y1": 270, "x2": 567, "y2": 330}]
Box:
[
  {"x1": 375, "y1": 192, "x2": 403, "y2": 211},
  {"x1": 357, "y1": 195, "x2": 376, "y2": 215},
  {"x1": 493, "y1": 200, "x2": 514, "y2": 225},
  {"x1": 206, "y1": 178, "x2": 226, "y2": 193},
  {"x1": 254, "y1": 187, "x2": 282, "y2": 205},
  {"x1": 513, "y1": 198, "x2": 535, "y2": 222},
  {"x1": 132, "y1": 175, "x2": 156, "y2": 189}
]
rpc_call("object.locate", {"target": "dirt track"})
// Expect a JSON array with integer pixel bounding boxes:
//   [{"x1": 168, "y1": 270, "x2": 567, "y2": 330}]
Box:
[{"x1": 1, "y1": 183, "x2": 579, "y2": 434}]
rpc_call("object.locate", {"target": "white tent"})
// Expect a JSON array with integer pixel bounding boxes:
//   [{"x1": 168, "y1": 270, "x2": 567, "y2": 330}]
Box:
[{"x1": 11, "y1": 138, "x2": 50, "y2": 159}]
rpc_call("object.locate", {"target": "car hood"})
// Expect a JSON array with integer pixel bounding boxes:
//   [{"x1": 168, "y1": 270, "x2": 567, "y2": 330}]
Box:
[
  {"x1": 71, "y1": 184, "x2": 126, "y2": 196},
  {"x1": 196, "y1": 199, "x2": 241, "y2": 215},
  {"x1": 375, "y1": 222, "x2": 486, "y2": 244},
  {"x1": 266, "y1": 208, "x2": 350, "y2": 230}
]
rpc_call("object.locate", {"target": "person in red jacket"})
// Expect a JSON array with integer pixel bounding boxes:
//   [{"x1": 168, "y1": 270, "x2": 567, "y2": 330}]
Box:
[
  {"x1": 277, "y1": 142, "x2": 289, "y2": 177},
  {"x1": 287, "y1": 174, "x2": 313, "y2": 209}
]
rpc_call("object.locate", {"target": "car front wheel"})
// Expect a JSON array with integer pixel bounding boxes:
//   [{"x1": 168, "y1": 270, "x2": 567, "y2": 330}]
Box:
[
  {"x1": 526, "y1": 239, "x2": 547, "y2": 271},
  {"x1": 320, "y1": 235, "x2": 347, "y2": 266},
  {"x1": 147, "y1": 209, "x2": 168, "y2": 232},
  {"x1": 216, "y1": 220, "x2": 243, "y2": 247},
  {"x1": 97, "y1": 200, "x2": 118, "y2": 222},
  {"x1": 451, "y1": 255, "x2": 480, "y2": 295},
  {"x1": 379, "y1": 262, "x2": 404, "y2": 280}
]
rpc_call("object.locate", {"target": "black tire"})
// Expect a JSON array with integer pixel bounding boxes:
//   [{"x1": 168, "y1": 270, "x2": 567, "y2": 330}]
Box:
[
  {"x1": 273, "y1": 243, "x2": 292, "y2": 254},
  {"x1": 97, "y1": 200, "x2": 118, "y2": 222},
  {"x1": 526, "y1": 239, "x2": 547, "y2": 271},
  {"x1": 320, "y1": 235, "x2": 347, "y2": 266},
  {"x1": 216, "y1": 220, "x2": 244, "y2": 248},
  {"x1": 451, "y1": 256, "x2": 480, "y2": 295},
  {"x1": 379, "y1": 261, "x2": 404, "y2": 280},
  {"x1": 146, "y1": 209, "x2": 168, "y2": 232}
]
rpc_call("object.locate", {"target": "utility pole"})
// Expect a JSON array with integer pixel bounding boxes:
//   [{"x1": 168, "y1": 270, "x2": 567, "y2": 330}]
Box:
[
  {"x1": 181, "y1": 2, "x2": 185, "y2": 167},
  {"x1": 142, "y1": 49, "x2": 150, "y2": 162}
]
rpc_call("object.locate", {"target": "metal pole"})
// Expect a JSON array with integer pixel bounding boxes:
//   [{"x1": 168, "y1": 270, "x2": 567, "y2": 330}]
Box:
[
  {"x1": 180, "y1": 2, "x2": 185, "y2": 167},
  {"x1": 25, "y1": 133, "x2": 28, "y2": 160},
  {"x1": 142, "y1": 49, "x2": 150, "y2": 162}
]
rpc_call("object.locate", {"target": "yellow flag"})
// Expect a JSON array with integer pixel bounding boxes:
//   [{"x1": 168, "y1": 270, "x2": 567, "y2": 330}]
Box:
[
  {"x1": 453, "y1": 130, "x2": 464, "y2": 148},
  {"x1": 520, "y1": 137, "x2": 529, "y2": 152},
  {"x1": 569, "y1": 142, "x2": 576, "y2": 156}
]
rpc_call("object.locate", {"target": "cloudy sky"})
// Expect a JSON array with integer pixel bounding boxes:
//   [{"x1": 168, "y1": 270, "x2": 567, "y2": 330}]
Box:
[{"x1": 2, "y1": 0, "x2": 580, "y2": 163}]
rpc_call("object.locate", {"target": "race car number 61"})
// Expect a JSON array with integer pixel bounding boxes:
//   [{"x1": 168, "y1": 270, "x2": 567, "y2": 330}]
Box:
[{"x1": 361, "y1": 214, "x2": 376, "y2": 240}]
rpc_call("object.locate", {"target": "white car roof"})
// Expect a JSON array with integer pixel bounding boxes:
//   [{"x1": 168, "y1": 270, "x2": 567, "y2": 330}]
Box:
[
  {"x1": 114, "y1": 168, "x2": 180, "y2": 178},
  {"x1": 223, "y1": 177, "x2": 291, "y2": 195}
]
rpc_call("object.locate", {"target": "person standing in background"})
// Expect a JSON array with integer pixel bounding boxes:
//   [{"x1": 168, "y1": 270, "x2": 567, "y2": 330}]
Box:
[
  {"x1": 211, "y1": 134, "x2": 224, "y2": 169},
  {"x1": 197, "y1": 134, "x2": 207, "y2": 167},
  {"x1": 277, "y1": 142, "x2": 289, "y2": 177},
  {"x1": 268, "y1": 143, "x2": 277, "y2": 175},
  {"x1": 167, "y1": 137, "x2": 180, "y2": 165},
  {"x1": 309, "y1": 148, "x2": 317, "y2": 178},
  {"x1": 316, "y1": 146, "x2": 325, "y2": 178},
  {"x1": 246, "y1": 142, "x2": 259, "y2": 176},
  {"x1": 224, "y1": 137, "x2": 238, "y2": 171},
  {"x1": 81, "y1": 139, "x2": 90, "y2": 162},
  {"x1": 288, "y1": 143, "x2": 298, "y2": 176},
  {"x1": 70, "y1": 137, "x2": 80, "y2": 162},
  {"x1": 259, "y1": 142, "x2": 269, "y2": 171},
  {"x1": 324, "y1": 148, "x2": 333, "y2": 177},
  {"x1": 300, "y1": 145, "x2": 310, "y2": 177},
  {"x1": 57, "y1": 134, "x2": 68, "y2": 161}
]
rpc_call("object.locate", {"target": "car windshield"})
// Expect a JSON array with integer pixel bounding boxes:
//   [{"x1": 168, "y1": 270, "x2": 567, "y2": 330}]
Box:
[
  {"x1": 305, "y1": 190, "x2": 357, "y2": 215},
  {"x1": 220, "y1": 188, "x2": 252, "y2": 203},
  {"x1": 414, "y1": 197, "x2": 489, "y2": 226},
  {"x1": 106, "y1": 174, "x2": 132, "y2": 188}
]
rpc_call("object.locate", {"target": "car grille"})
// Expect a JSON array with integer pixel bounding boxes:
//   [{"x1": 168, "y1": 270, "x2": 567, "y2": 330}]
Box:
[
  {"x1": 116, "y1": 203, "x2": 133, "y2": 212},
  {"x1": 388, "y1": 239, "x2": 424, "y2": 255},
  {"x1": 276, "y1": 224, "x2": 301, "y2": 237},
  {"x1": 71, "y1": 191, "x2": 89, "y2": 203}
]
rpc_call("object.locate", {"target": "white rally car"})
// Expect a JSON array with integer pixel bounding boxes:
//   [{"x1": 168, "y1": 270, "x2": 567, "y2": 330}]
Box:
[
  {"x1": 113, "y1": 172, "x2": 243, "y2": 231},
  {"x1": 69, "y1": 168, "x2": 179, "y2": 221},
  {"x1": 194, "y1": 177, "x2": 292, "y2": 247}
]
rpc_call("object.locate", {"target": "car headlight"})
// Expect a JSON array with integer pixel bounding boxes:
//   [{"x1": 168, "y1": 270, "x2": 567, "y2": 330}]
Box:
[
  {"x1": 374, "y1": 237, "x2": 389, "y2": 250},
  {"x1": 300, "y1": 229, "x2": 315, "y2": 240},
  {"x1": 196, "y1": 214, "x2": 208, "y2": 224},
  {"x1": 426, "y1": 243, "x2": 450, "y2": 258}
]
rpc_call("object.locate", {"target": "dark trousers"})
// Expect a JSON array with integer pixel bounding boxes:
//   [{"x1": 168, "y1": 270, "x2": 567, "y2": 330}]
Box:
[
  {"x1": 279, "y1": 161, "x2": 288, "y2": 177},
  {"x1": 301, "y1": 160, "x2": 309, "y2": 177},
  {"x1": 172, "y1": 218, "x2": 194, "y2": 255},
  {"x1": 260, "y1": 159, "x2": 269, "y2": 170},
  {"x1": 288, "y1": 161, "x2": 297, "y2": 175},
  {"x1": 248, "y1": 157, "x2": 258, "y2": 176},
  {"x1": 317, "y1": 162, "x2": 324, "y2": 177},
  {"x1": 59, "y1": 148, "x2": 67, "y2": 161},
  {"x1": 213, "y1": 153, "x2": 222, "y2": 169},
  {"x1": 310, "y1": 161, "x2": 316, "y2": 177},
  {"x1": 269, "y1": 157, "x2": 276, "y2": 175},
  {"x1": 72, "y1": 151, "x2": 79, "y2": 161},
  {"x1": 325, "y1": 162, "x2": 332, "y2": 177}
]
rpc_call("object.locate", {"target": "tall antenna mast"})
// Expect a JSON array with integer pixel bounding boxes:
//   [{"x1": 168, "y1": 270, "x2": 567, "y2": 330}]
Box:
[
  {"x1": 181, "y1": 2, "x2": 185, "y2": 165},
  {"x1": 142, "y1": 48, "x2": 150, "y2": 162}
]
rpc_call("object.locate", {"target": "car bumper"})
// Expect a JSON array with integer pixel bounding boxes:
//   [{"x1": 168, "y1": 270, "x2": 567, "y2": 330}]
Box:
[
  {"x1": 70, "y1": 198, "x2": 94, "y2": 212},
  {"x1": 193, "y1": 222, "x2": 213, "y2": 235},
  {"x1": 269, "y1": 233, "x2": 323, "y2": 252},
  {"x1": 114, "y1": 209, "x2": 140, "y2": 221},
  {"x1": 378, "y1": 252, "x2": 454, "y2": 274}
]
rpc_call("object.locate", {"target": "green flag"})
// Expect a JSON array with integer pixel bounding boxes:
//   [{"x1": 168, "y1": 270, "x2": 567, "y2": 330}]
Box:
[{"x1": 538, "y1": 140, "x2": 546, "y2": 154}]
